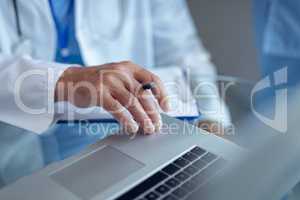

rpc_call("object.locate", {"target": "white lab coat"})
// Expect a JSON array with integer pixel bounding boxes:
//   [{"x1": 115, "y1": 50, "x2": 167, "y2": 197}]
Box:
[{"x1": 0, "y1": 0, "x2": 230, "y2": 134}]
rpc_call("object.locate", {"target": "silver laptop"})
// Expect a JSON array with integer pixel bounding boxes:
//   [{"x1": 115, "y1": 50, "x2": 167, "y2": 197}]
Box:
[{"x1": 0, "y1": 114, "x2": 243, "y2": 200}]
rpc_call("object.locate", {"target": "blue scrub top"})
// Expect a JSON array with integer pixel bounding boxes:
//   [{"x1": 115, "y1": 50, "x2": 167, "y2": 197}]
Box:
[{"x1": 49, "y1": 0, "x2": 84, "y2": 65}]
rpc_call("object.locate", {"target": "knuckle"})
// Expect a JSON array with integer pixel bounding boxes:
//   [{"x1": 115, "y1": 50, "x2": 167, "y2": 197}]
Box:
[
  {"x1": 128, "y1": 96, "x2": 139, "y2": 108},
  {"x1": 132, "y1": 96, "x2": 140, "y2": 105},
  {"x1": 126, "y1": 80, "x2": 137, "y2": 92},
  {"x1": 138, "y1": 90, "x2": 151, "y2": 100},
  {"x1": 119, "y1": 61, "x2": 140, "y2": 70},
  {"x1": 151, "y1": 74, "x2": 160, "y2": 82},
  {"x1": 120, "y1": 60, "x2": 133, "y2": 65},
  {"x1": 115, "y1": 64, "x2": 126, "y2": 71},
  {"x1": 103, "y1": 73, "x2": 116, "y2": 83},
  {"x1": 106, "y1": 63, "x2": 125, "y2": 71},
  {"x1": 111, "y1": 101, "x2": 120, "y2": 111}
]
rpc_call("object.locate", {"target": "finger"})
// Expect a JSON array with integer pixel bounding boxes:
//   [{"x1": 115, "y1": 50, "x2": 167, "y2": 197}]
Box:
[
  {"x1": 129, "y1": 79, "x2": 162, "y2": 131},
  {"x1": 135, "y1": 68, "x2": 170, "y2": 112},
  {"x1": 113, "y1": 86, "x2": 156, "y2": 134},
  {"x1": 111, "y1": 71, "x2": 137, "y2": 94},
  {"x1": 101, "y1": 94, "x2": 139, "y2": 133},
  {"x1": 137, "y1": 89, "x2": 162, "y2": 132}
]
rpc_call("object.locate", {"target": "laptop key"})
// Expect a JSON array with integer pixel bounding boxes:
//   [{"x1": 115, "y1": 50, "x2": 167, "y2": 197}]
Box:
[
  {"x1": 182, "y1": 152, "x2": 198, "y2": 162},
  {"x1": 181, "y1": 179, "x2": 198, "y2": 191},
  {"x1": 213, "y1": 158, "x2": 227, "y2": 169},
  {"x1": 192, "y1": 159, "x2": 207, "y2": 170},
  {"x1": 206, "y1": 158, "x2": 226, "y2": 173},
  {"x1": 161, "y1": 164, "x2": 180, "y2": 175},
  {"x1": 165, "y1": 178, "x2": 180, "y2": 188},
  {"x1": 184, "y1": 165, "x2": 198, "y2": 175},
  {"x1": 190, "y1": 146, "x2": 206, "y2": 156},
  {"x1": 175, "y1": 172, "x2": 190, "y2": 182},
  {"x1": 173, "y1": 158, "x2": 189, "y2": 168},
  {"x1": 144, "y1": 191, "x2": 159, "y2": 200},
  {"x1": 201, "y1": 152, "x2": 218, "y2": 163},
  {"x1": 162, "y1": 195, "x2": 177, "y2": 200},
  {"x1": 201, "y1": 167, "x2": 215, "y2": 179},
  {"x1": 190, "y1": 158, "x2": 226, "y2": 188},
  {"x1": 155, "y1": 184, "x2": 170, "y2": 195},
  {"x1": 172, "y1": 187, "x2": 188, "y2": 198},
  {"x1": 193, "y1": 162, "x2": 219, "y2": 185},
  {"x1": 115, "y1": 172, "x2": 167, "y2": 200},
  {"x1": 191, "y1": 170, "x2": 207, "y2": 186}
]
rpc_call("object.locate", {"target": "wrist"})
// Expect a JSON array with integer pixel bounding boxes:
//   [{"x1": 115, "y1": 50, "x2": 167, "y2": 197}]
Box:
[{"x1": 54, "y1": 67, "x2": 82, "y2": 103}]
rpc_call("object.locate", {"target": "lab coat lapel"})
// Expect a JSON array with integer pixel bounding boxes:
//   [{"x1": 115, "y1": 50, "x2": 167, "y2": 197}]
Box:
[{"x1": 14, "y1": 0, "x2": 57, "y2": 61}]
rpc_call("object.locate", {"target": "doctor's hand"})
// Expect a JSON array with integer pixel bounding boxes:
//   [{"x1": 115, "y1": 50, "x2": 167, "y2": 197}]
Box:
[{"x1": 55, "y1": 61, "x2": 169, "y2": 134}]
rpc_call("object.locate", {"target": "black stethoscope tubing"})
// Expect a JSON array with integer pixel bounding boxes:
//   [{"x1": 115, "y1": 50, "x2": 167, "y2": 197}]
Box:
[{"x1": 12, "y1": 0, "x2": 22, "y2": 38}]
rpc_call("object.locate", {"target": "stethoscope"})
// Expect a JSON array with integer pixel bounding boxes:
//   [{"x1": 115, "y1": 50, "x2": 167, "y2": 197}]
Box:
[
  {"x1": 12, "y1": 0, "x2": 22, "y2": 38},
  {"x1": 12, "y1": 0, "x2": 32, "y2": 55}
]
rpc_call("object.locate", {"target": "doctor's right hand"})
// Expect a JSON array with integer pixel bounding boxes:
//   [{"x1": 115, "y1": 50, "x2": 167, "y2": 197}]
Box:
[{"x1": 55, "y1": 61, "x2": 169, "y2": 134}]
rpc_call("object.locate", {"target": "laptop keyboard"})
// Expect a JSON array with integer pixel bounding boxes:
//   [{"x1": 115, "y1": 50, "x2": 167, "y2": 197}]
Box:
[{"x1": 115, "y1": 146, "x2": 226, "y2": 200}]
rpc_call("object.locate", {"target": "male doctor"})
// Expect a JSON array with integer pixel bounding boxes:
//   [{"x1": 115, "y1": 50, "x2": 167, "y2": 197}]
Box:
[{"x1": 0, "y1": 0, "x2": 229, "y2": 185}]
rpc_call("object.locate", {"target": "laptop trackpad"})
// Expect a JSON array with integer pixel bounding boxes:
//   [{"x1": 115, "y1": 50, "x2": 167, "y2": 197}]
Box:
[{"x1": 50, "y1": 146, "x2": 144, "y2": 200}]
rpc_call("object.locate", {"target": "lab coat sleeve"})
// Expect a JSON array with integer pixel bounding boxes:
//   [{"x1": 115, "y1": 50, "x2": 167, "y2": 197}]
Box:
[
  {"x1": 0, "y1": 55, "x2": 70, "y2": 134},
  {"x1": 151, "y1": 0, "x2": 231, "y2": 126}
]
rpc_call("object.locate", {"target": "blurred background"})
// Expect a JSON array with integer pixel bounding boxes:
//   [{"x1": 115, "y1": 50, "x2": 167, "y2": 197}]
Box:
[
  {"x1": 188, "y1": 0, "x2": 260, "y2": 81},
  {"x1": 188, "y1": 0, "x2": 271, "y2": 148}
]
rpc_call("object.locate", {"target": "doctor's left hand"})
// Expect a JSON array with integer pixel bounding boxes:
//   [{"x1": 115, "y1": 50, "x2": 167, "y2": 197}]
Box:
[{"x1": 54, "y1": 61, "x2": 169, "y2": 134}]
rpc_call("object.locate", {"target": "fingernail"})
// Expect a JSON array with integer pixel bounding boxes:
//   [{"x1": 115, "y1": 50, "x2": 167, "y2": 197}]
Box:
[
  {"x1": 163, "y1": 99, "x2": 171, "y2": 112},
  {"x1": 128, "y1": 119, "x2": 139, "y2": 133},
  {"x1": 144, "y1": 122, "x2": 155, "y2": 134},
  {"x1": 155, "y1": 119, "x2": 163, "y2": 132}
]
